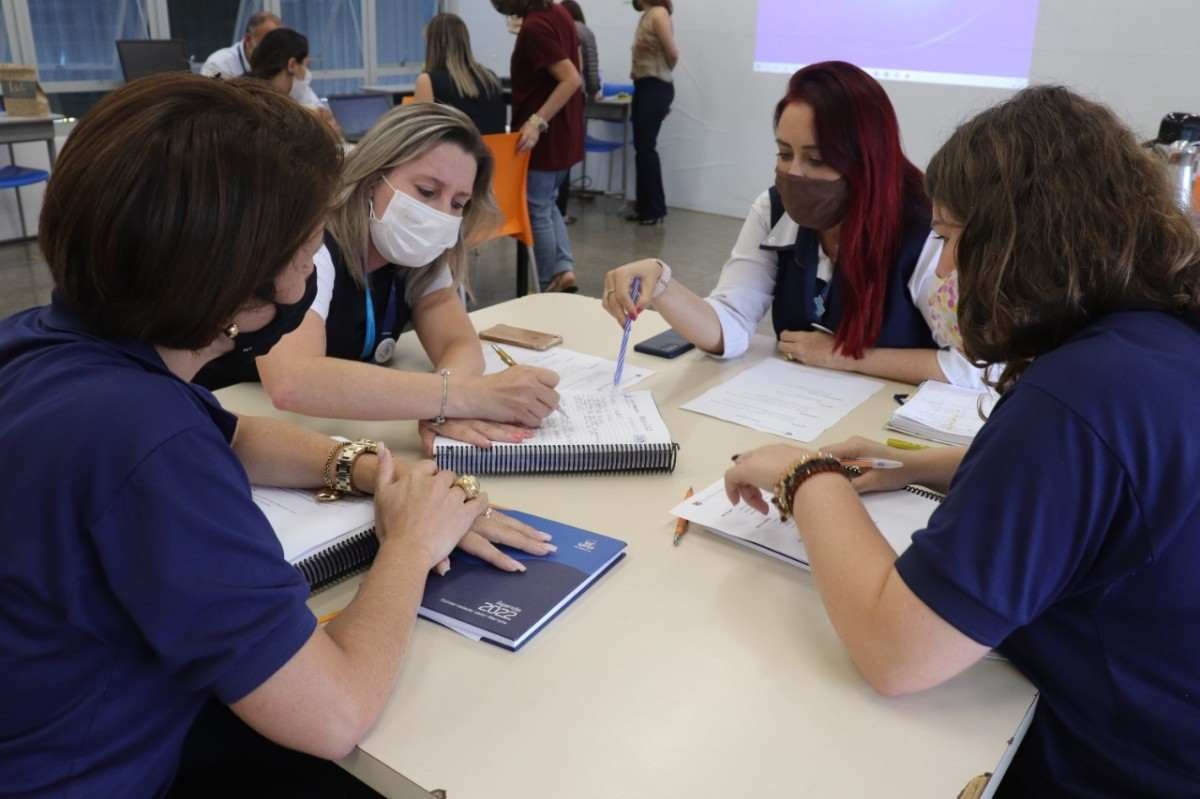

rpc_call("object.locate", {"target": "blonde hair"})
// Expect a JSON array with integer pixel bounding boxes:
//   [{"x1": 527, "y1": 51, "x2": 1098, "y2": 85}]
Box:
[
  {"x1": 326, "y1": 103, "x2": 500, "y2": 297},
  {"x1": 424, "y1": 13, "x2": 500, "y2": 100}
]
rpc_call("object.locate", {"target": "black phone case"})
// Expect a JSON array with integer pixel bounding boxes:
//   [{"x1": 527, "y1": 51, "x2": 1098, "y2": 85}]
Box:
[{"x1": 634, "y1": 331, "x2": 695, "y2": 359}]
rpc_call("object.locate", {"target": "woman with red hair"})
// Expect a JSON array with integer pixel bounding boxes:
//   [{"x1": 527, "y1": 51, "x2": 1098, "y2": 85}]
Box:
[{"x1": 603, "y1": 61, "x2": 970, "y2": 385}]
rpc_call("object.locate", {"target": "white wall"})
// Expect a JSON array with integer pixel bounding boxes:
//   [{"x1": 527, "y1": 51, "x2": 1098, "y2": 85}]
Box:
[{"x1": 448, "y1": 0, "x2": 1200, "y2": 219}]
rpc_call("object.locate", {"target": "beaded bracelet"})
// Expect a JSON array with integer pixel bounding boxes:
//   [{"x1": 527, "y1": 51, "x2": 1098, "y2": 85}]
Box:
[{"x1": 772, "y1": 456, "x2": 851, "y2": 521}]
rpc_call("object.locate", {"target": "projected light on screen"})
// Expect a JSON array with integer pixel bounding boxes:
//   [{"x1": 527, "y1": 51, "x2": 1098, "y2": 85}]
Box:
[{"x1": 754, "y1": 0, "x2": 1040, "y2": 89}]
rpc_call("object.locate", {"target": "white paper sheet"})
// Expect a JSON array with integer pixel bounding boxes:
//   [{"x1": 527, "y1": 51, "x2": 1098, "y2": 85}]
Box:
[
  {"x1": 482, "y1": 344, "x2": 653, "y2": 392},
  {"x1": 252, "y1": 486, "x2": 375, "y2": 563},
  {"x1": 434, "y1": 389, "x2": 672, "y2": 449},
  {"x1": 681, "y1": 358, "x2": 885, "y2": 442},
  {"x1": 670, "y1": 479, "x2": 939, "y2": 567}
]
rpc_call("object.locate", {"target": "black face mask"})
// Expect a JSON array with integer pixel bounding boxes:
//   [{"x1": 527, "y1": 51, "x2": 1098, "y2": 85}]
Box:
[{"x1": 229, "y1": 269, "x2": 318, "y2": 358}]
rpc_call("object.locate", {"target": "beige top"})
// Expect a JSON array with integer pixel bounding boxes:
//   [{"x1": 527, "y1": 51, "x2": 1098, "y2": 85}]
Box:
[{"x1": 631, "y1": 10, "x2": 674, "y2": 82}]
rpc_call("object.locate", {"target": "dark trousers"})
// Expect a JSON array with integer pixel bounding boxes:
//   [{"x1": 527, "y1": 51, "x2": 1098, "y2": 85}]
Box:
[
  {"x1": 632, "y1": 77, "x2": 674, "y2": 220},
  {"x1": 166, "y1": 700, "x2": 383, "y2": 798}
]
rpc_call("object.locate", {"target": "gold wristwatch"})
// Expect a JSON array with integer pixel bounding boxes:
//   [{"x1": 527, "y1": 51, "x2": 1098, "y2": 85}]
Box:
[{"x1": 317, "y1": 439, "x2": 380, "y2": 501}]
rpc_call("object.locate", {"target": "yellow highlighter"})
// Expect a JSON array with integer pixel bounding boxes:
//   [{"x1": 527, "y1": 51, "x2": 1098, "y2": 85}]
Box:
[{"x1": 886, "y1": 437, "x2": 928, "y2": 451}]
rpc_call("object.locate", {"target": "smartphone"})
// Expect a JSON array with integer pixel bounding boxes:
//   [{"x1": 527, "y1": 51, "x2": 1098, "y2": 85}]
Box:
[
  {"x1": 478, "y1": 324, "x2": 563, "y2": 351},
  {"x1": 634, "y1": 329, "x2": 695, "y2": 359}
]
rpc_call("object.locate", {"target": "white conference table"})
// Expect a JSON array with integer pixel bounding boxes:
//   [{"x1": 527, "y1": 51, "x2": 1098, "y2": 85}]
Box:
[{"x1": 217, "y1": 293, "x2": 1036, "y2": 799}]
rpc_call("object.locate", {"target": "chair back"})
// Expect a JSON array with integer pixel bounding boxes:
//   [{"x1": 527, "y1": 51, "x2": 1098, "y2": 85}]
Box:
[{"x1": 481, "y1": 132, "x2": 533, "y2": 247}]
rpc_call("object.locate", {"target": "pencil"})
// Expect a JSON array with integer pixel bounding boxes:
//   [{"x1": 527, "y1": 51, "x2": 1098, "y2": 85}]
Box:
[
  {"x1": 491, "y1": 343, "x2": 567, "y2": 417},
  {"x1": 490, "y1": 343, "x2": 518, "y2": 368},
  {"x1": 673, "y1": 486, "x2": 695, "y2": 546},
  {"x1": 886, "y1": 437, "x2": 928, "y2": 451},
  {"x1": 317, "y1": 610, "x2": 341, "y2": 625}
]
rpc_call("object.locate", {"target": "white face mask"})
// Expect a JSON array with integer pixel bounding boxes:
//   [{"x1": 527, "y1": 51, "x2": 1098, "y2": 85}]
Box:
[{"x1": 369, "y1": 175, "x2": 463, "y2": 268}]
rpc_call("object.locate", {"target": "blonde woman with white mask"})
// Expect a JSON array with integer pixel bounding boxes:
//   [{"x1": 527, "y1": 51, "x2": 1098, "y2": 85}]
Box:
[{"x1": 197, "y1": 104, "x2": 563, "y2": 463}]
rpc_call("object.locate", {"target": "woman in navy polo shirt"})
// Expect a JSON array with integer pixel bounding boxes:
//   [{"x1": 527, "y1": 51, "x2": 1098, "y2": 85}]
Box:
[
  {"x1": 725, "y1": 86, "x2": 1200, "y2": 794},
  {"x1": 603, "y1": 61, "x2": 952, "y2": 378},
  {"x1": 0, "y1": 75, "x2": 551, "y2": 797}
]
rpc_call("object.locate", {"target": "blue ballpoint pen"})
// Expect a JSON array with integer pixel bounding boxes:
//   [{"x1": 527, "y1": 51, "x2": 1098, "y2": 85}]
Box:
[{"x1": 613, "y1": 277, "x2": 642, "y2": 386}]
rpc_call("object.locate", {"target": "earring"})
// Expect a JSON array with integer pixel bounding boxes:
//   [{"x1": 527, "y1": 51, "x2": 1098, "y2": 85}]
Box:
[{"x1": 223, "y1": 323, "x2": 239, "y2": 340}]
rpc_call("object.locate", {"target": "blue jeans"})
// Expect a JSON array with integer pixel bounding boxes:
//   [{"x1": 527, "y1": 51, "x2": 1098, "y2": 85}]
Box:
[{"x1": 527, "y1": 168, "x2": 575, "y2": 288}]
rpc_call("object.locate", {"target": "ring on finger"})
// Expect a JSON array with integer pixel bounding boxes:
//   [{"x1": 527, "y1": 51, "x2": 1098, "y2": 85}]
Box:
[
  {"x1": 784, "y1": 352, "x2": 795, "y2": 361},
  {"x1": 452, "y1": 474, "x2": 481, "y2": 501},
  {"x1": 484, "y1": 506, "x2": 494, "y2": 518}
]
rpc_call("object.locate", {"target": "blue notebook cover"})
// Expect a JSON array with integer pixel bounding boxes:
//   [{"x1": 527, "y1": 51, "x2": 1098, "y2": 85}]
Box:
[{"x1": 418, "y1": 510, "x2": 626, "y2": 651}]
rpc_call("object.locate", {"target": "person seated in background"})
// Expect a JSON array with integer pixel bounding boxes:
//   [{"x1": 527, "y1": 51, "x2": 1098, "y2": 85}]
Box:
[
  {"x1": 0, "y1": 73, "x2": 553, "y2": 799},
  {"x1": 413, "y1": 12, "x2": 507, "y2": 136},
  {"x1": 195, "y1": 102, "x2": 562, "y2": 457},
  {"x1": 247, "y1": 27, "x2": 313, "y2": 102},
  {"x1": 726, "y1": 85, "x2": 1200, "y2": 796},
  {"x1": 200, "y1": 11, "x2": 280, "y2": 80},
  {"x1": 604, "y1": 62, "x2": 962, "y2": 383}
]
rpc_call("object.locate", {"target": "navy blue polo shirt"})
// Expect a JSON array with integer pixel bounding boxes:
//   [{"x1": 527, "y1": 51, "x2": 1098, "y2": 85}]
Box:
[
  {"x1": 895, "y1": 311, "x2": 1200, "y2": 795},
  {"x1": 0, "y1": 299, "x2": 316, "y2": 797}
]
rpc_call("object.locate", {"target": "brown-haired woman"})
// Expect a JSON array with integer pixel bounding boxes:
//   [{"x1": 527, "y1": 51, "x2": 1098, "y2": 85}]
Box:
[
  {"x1": 490, "y1": 0, "x2": 584, "y2": 292},
  {"x1": 725, "y1": 85, "x2": 1200, "y2": 795},
  {"x1": 0, "y1": 74, "x2": 503, "y2": 795},
  {"x1": 627, "y1": 0, "x2": 679, "y2": 225},
  {"x1": 413, "y1": 12, "x2": 507, "y2": 135}
]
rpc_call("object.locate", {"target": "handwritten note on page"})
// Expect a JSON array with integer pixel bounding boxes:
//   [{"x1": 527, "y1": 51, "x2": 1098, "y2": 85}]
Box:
[
  {"x1": 681, "y1": 358, "x2": 884, "y2": 442},
  {"x1": 434, "y1": 390, "x2": 671, "y2": 449},
  {"x1": 482, "y1": 344, "x2": 652, "y2": 393}
]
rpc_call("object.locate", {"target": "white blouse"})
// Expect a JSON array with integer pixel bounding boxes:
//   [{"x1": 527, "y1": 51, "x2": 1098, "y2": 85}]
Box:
[{"x1": 702, "y1": 192, "x2": 994, "y2": 390}]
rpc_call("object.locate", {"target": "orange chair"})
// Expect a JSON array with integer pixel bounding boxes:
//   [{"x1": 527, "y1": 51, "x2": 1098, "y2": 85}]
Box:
[
  {"x1": 481, "y1": 132, "x2": 538, "y2": 296},
  {"x1": 401, "y1": 95, "x2": 416, "y2": 105}
]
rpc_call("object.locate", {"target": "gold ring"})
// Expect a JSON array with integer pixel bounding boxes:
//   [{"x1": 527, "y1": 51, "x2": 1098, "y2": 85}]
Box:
[
  {"x1": 604, "y1": 288, "x2": 615, "y2": 296},
  {"x1": 785, "y1": 352, "x2": 795, "y2": 361},
  {"x1": 452, "y1": 474, "x2": 480, "y2": 501}
]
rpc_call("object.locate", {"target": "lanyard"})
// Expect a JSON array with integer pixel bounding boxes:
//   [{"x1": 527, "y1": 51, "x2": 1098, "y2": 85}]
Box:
[
  {"x1": 360, "y1": 272, "x2": 400, "y2": 361},
  {"x1": 812, "y1": 275, "x2": 834, "y2": 323}
]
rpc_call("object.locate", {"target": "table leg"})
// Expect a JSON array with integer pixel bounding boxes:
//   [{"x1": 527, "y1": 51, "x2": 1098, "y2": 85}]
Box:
[
  {"x1": 46, "y1": 135, "x2": 57, "y2": 166},
  {"x1": 621, "y1": 109, "x2": 630, "y2": 202}
]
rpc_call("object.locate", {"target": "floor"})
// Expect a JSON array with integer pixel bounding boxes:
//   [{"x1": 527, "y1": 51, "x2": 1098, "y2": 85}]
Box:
[{"x1": 0, "y1": 194, "x2": 745, "y2": 321}]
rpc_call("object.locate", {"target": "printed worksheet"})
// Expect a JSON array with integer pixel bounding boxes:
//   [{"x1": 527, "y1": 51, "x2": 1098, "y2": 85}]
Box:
[{"x1": 681, "y1": 358, "x2": 884, "y2": 442}]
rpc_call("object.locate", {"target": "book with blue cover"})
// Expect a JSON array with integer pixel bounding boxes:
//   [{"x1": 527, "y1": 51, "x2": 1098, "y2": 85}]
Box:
[
  {"x1": 253, "y1": 488, "x2": 626, "y2": 651},
  {"x1": 418, "y1": 510, "x2": 627, "y2": 651}
]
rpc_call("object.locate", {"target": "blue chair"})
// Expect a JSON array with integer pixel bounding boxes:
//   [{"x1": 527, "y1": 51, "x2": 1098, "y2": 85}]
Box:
[
  {"x1": 580, "y1": 83, "x2": 635, "y2": 198},
  {"x1": 0, "y1": 164, "x2": 50, "y2": 241}
]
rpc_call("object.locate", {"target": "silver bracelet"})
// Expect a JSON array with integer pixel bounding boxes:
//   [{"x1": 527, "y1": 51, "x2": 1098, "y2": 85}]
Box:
[{"x1": 432, "y1": 368, "x2": 451, "y2": 425}]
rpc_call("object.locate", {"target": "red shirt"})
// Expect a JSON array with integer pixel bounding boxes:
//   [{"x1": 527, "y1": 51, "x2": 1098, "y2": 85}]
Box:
[{"x1": 510, "y1": 4, "x2": 584, "y2": 172}]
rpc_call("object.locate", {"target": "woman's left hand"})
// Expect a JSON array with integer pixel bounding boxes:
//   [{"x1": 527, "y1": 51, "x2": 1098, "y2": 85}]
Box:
[
  {"x1": 517, "y1": 120, "x2": 542, "y2": 152},
  {"x1": 777, "y1": 330, "x2": 855, "y2": 371},
  {"x1": 725, "y1": 444, "x2": 817, "y2": 514},
  {"x1": 419, "y1": 418, "x2": 535, "y2": 456},
  {"x1": 440, "y1": 508, "x2": 557, "y2": 574}
]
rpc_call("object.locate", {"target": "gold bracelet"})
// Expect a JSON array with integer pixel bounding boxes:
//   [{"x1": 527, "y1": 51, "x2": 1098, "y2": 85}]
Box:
[{"x1": 773, "y1": 455, "x2": 849, "y2": 521}]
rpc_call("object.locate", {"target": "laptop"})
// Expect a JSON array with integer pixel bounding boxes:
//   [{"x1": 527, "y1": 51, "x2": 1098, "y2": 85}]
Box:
[
  {"x1": 327, "y1": 94, "x2": 394, "y2": 143},
  {"x1": 116, "y1": 40, "x2": 190, "y2": 83}
]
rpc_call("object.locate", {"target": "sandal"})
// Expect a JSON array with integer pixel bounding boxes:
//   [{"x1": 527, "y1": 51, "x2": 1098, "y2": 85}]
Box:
[{"x1": 546, "y1": 271, "x2": 579, "y2": 293}]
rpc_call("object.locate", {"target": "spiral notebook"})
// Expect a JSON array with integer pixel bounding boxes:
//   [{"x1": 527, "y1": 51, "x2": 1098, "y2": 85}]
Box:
[
  {"x1": 669, "y1": 479, "x2": 942, "y2": 568},
  {"x1": 433, "y1": 390, "x2": 679, "y2": 475},
  {"x1": 252, "y1": 486, "x2": 379, "y2": 590}
]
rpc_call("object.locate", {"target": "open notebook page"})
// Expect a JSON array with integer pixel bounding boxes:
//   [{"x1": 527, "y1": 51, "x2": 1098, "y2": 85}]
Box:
[
  {"x1": 434, "y1": 389, "x2": 672, "y2": 449},
  {"x1": 670, "y1": 479, "x2": 938, "y2": 567},
  {"x1": 482, "y1": 344, "x2": 652, "y2": 392}
]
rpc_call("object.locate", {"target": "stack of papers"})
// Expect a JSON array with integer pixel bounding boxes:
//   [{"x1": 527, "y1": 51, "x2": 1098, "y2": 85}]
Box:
[{"x1": 888, "y1": 381, "x2": 997, "y2": 446}]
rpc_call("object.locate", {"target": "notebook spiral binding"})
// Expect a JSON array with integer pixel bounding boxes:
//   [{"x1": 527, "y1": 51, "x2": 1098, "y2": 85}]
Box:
[
  {"x1": 904, "y1": 484, "x2": 945, "y2": 503},
  {"x1": 294, "y1": 529, "x2": 379, "y2": 591},
  {"x1": 434, "y1": 442, "x2": 680, "y2": 476}
]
